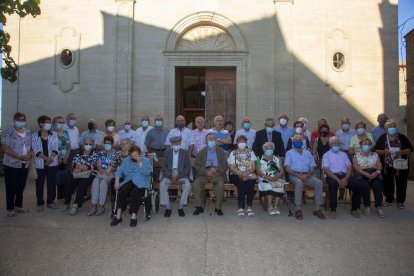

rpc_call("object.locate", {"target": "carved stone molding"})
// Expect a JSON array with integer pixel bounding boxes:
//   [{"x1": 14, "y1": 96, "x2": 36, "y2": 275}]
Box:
[
  {"x1": 53, "y1": 27, "x2": 81, "y2": 93},
  {"x1": 177, "y1": 26, "x2": 235, "y2": 51}
]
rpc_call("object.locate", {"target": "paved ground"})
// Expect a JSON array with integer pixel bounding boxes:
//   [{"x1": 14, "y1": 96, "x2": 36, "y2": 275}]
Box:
[{"x1": 1, "y1": 173, "x2": 414, "y2": 276}]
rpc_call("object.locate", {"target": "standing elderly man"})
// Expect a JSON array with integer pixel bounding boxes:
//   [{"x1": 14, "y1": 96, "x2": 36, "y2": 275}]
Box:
[
  {"x1": 63, "y1": 113, "x2": 80, "y2": 169},
  {"x1": 284, "y1": 135, "x2": 326, "y2": 220},
  {"x1": 274, "y1": 113, "x2": 295, "y2": 150},
  {"x1": 135, "y1": 115, "x2": 153, "y2": 153},
  {"x1": 79, "y1": 119, "x2": 105, "y2": 150},
  {"x1": 192, "y1": 116, "x2": 208, "y2": 157},
  {"x1": 233, "y1": 116, "x2": 256, "y2": 150},
  {"x1": 322, "y1": 136, "x2": 361, "y2": 219},
  {"x1": 208, "y1": 115, "x2": 232, "y2": 152},
  {"x1": 118, "y1": 119, "x2": 137, "y2": 144},
  {"x1": 165, "y1": 115, "x2": 194, "y2": 153},
  {"x1": 145, "y1": 114, "x2": 169, "y2": 157},
  {"x1": 335, "y1": 117, "x2": 356, "y2": 153},
  {"x1": 192, "y1": 133, "x2": 228, "y2": 216},
  {"x1": 252, "y1": 118, "x2": 285, "y2": 158},
  {"x1": 160, "y1": 136, "x2": 192, "y2": 217},
  {"x1": 371, "y1": 113, "x2": 388, "y2": 142}
]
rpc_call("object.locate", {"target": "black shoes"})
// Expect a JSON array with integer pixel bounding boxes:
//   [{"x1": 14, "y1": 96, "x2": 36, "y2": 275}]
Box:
[
  {"x1": 193, "y1": 207, "x2": 204, "y2": 215},
  {"x1": 130, "y1": 218, "x2": 137, "y2": 227},
  {"x1": 164, "y1": 209, "x2": 172, "y2": 217},
  {"x1": 215, "y1": 209, "x2": 224, "y2": 216},
  {"x1": 178, "y1": 209, "x2": 185, "y2": 217},
  {"x1": 110, "y1": 217, "x2": 122, "y2": 226}
]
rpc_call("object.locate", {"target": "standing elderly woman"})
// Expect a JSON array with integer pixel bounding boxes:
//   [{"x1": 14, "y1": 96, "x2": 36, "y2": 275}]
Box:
[
  {"x1": 32, "y1": 115, "x2": 59, "y2": 211},
  {"x1": 87, "y1": 136, "x2": 117, "y2": 216},
  {"x1": 52, "y1": 116, "x2": 71, "y2": 200},
  {"x1": 104, "y1": 119, "x2": 121, "y2": 149},
  {"x1": 348, "y1": 121, "x2": 374, "y2": 155},
  {"x1": 63, "y1": 137, "x2": 97, "y2": 215},
  {"x1": 374, "y1": 119, "x2": 413, "y2": 209},
  {"x1": 256, "y1": 142, "x2": 285, "y2": 216},
  {"x1": 286, "y1": 120, "x2": 311, "y2": 151},
  {"x1": 2, "y1": 112, "x2": 32, "y2": 217},
  {"x1": 351, "y1": 138, "x2": 384, "y2": 217},
  {"x1": 111, "y1": 146, "x2": 152, "y2": 227},
  {"x1": 322, "y1": 136, "x2": 359, "y2": 219},
  {"x1": 228, "y1": 135, "x2": 257, "y2": 218}
]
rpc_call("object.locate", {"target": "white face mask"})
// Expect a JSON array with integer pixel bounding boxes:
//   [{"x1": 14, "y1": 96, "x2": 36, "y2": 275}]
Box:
[
  {"x1": 84, "y1": 145, "x2": 93, "y2": 151},
  {"x1": 107, "y1": 126, "x2": 115, "y2": 132},
  {"x1": 279, "y1": 118, "x2": 287, "y2": 126},
  {"x1": 295, "y1": 127, "x2": 303, "y2": 134},
  {"x1": 238, "y1": 142, "x2": 247, "y2": 150}
]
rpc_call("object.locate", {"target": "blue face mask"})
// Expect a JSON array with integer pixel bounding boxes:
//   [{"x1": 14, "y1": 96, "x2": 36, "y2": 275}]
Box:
[
  {"x1": 15, "y1": 121, "x2": 26, "y2": 128},
  {"x1": 69, "y1": 120, "x2": 76, "y2": 127},
  {"x1": 357, "y1": 128, "x2": 365, "y2": 135},
  {"x1": 293, "y1": 141, "x2": 303, "y2": 149},
  {"x1": 104, "y1": 144, "x2": 112, "y2": 151},
  {"x1": 387, "y1": 128, "x2": 397, "y2": 135},
  {"x1": 265, "y1": 149, "x2": 273, "y2": 156},
  {"x1": 243, "y1": 122, "x2": 250, "y2": 130},
  {"x1": 342, "y1": 124, "x2": 350, "y2": 131},
  {"x1": 155, "y1": 120, "x2": 162, "y2": 127},
  {"x1": 173, "y1": 145, "x2": 181, "y2": 152},
  {"x1": 56, "y1": 123, "x2": 64, "y2": 130},
  {"x1": 43, "y1": 123, "x2": 52, "y2": 131},
  {"x1": 124, "y1": 124, "x2": 131, "y2": 131},
  {"x1": 141, "y1": 121, "x2": 149, "y2": 128},
  {"x1": 331, "y1": 146, "x2": 340, "y2": 153},
  {"x1": 207, "y1": 141, "x2": 216, "y2": 148},
  {"x1": 266, "y1": 127, "x2": 273, "y2": 133},
  {"x1": 361, "y1": 145, "x2": 371, "y2": 153}
]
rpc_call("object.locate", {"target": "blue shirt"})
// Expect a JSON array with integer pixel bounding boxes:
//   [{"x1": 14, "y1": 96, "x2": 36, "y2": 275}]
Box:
[
  {"x1": 79, "y1": 129, "x2": 105, "y2": 149},
  {"x1": 371, "y1": 126, "x2": 385, "y2": 142},
  {"x1": 284, "y1": 149, "x2": 316, "y2": 173},
  {"x1": 115, "y1": 157, "x2": 152, "y2": 189},
  {"x1": 335, "y1": 129, "x2": 356, "y2": 151},
  {"x1": 205, "y1": 148, "x2": 219, "y2": 167},
  {"x1": 274, "y1": 125, "x2": 295, "y2": 150},
  {"x1": 209, "y1": 128, "x2": 230, "y2": 152}
]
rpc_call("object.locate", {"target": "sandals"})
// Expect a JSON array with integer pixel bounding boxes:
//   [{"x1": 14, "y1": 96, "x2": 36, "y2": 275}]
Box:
[
  {"x1": 87, "y1": 207, "x2": 97, "y2": 216},
  {"x1": 14, "y1": 207, "x2": 30, "y2": 213},
  {"x1": 95, "y1": 207, "x2": 105, "y2": 216},
  {"x1": 237, "y1": 209, "x2": 245, "y2": 218},
  {"x1": 246, "y1": 208, "x2": 255, "y2": 218}
]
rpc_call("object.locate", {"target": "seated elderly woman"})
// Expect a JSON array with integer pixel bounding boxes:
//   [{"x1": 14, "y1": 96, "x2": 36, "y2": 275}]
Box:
[
  {"x1": 256, "y1": 142, "x2": 285, "y2": 216},
  {"x1": 228, "y1": 135, "x2": 257, "y2": 218},
  {"x1": 87, "y1": 136, "x2": 117, "y2": 216},
  {"x1": 322, "y1": 136, "x2": 361, "y2": 219},
  {"x1": 351, "y1": 138, "x2": 385, "y2": 218},
  {"x1": 348, "y1": 121, "x2": 374, "y2": 155},
  {"x1": 111, "y1": 146, "x2": 151, "y2": 227},
  {"x1": 63, "y1": 137, "x2": 97, "y2": 215}
]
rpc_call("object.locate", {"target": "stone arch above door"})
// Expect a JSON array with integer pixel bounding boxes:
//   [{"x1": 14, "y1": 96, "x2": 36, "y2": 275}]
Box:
[{"x1": 165, "y1": 12, "x2": 246, "y2": 51}]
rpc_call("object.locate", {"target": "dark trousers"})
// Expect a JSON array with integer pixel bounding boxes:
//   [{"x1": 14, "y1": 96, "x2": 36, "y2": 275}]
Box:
[
  {"x1": 56, "y1": 164, "x2": 69, "y2": 199},
  {"x1": 359, "y1": 177, "x2": 383, "y2": 208},
  {"x1": 328, "y1": 174, "x2": 362, "y2": 211},
  {"x1": 383, "y1": 167, "x2": 408, "y2": 204},
  {"x1": 229, "y1": 174, "x2": 254, "y2": 209},
  {"x1": 64, "y1": 176, "x2": 93, "y2": 207},
  {"x1": 3, "y1": 165, "x2": 29, "y2": 211},
  {"x1": 35, "y1": 166, "x2": 58, "y2": 206},
  {"x1": 116, "y1": 181, "x2": 145, "y2": 214}
]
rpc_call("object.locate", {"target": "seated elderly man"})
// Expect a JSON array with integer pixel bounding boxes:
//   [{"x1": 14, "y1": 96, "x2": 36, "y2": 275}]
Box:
[
  {"x1": 192, "y1": 133, "x2": 228, "y2": 216},
  {"x1": 322, "y1": 136, "x2": 361, "y2": 219},
  {"x1": 284, "y1": 135, "x2": 326, "y2": 220},
  {"x1": 160, "y1": 136, "x2": 192, "y2": 217}
]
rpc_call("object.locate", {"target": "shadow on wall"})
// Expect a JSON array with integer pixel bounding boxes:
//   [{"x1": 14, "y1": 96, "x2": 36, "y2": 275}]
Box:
[{"x1": 1, "y1": 0, "x2": 398, "y2": 134}]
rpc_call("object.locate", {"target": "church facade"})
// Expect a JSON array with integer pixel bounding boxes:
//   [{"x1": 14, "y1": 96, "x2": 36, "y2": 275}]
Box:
[{"x1": 2, "y1": 0, "x2": 399, "y2": 131}]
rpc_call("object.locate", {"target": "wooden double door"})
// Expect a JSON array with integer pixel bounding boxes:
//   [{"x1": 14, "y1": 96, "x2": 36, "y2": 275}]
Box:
[{"x1": 175, "y1": 67, "x2": 236, "y2": 129}]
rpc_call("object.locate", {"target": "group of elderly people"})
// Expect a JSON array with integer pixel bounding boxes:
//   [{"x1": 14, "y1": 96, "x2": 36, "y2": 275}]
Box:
[{"x1": 2, "y1": 111, "x2": 413, "y2": 226}]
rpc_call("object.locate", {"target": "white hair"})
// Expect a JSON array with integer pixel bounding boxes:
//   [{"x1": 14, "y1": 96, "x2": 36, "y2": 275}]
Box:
[{"x1": 262, "y1": 142, "x2": 275, "y2": 151}]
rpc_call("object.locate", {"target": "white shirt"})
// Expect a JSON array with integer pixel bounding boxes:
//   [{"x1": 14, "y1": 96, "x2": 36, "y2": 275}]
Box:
[
  {"x1": 135, "y1": 126, "x2": 153, "y2": 153},
  {"x1": 63, "y1": 124, "x2": 80, "y2": 150},
  {"x1": 118, "y1": 129, "x2": 137, "y2": 144},
  {"x1": 172, "y1": 150, "x2": 179, "y2": 169},
  {"x1": 233, "y1": 128, "x2": 256, "y2": 149},
  {"x1": 164, "y1": 127, "x2": 195, "y2": 151}
]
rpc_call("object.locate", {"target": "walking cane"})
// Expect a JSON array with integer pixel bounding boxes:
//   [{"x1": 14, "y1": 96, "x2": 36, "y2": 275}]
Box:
[{"x1": 113, "y1": 189, "x2": 118, "y2": 219}]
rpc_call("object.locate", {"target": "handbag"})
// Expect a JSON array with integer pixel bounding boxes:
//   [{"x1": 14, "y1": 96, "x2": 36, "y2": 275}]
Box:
[
  {"x1": 269, "y1": 179, "x2": 287, "y2": 189},
  {"x1": 393, "y1": 158, "x2": 408, "y2": 170},
  {"x1": 72, "y1": 170, "x2": 92, "y2": 179}
]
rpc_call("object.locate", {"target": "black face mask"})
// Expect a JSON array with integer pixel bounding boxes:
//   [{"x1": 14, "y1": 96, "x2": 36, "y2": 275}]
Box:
[
  {"x1": 321, "y1": 131, "x2": 329, "y2": 137},
  {"x1": 176, "y1": 123, "x2": 185, "y2": 129},
  {"x1": 88, "y1": 122, "x2": 94, "y2": 131},
  {"x1": 131, "y1": 158, "x2": 137, "y2": 163}
]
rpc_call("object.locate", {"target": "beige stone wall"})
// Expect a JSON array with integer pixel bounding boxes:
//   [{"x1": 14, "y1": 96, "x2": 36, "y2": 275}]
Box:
[
  {"x1": 2, "y1": 0, "x2": 400, "y2": 135},
  {"x1": 405, "y1": 29, "x2": 414, "y2": 178}
]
